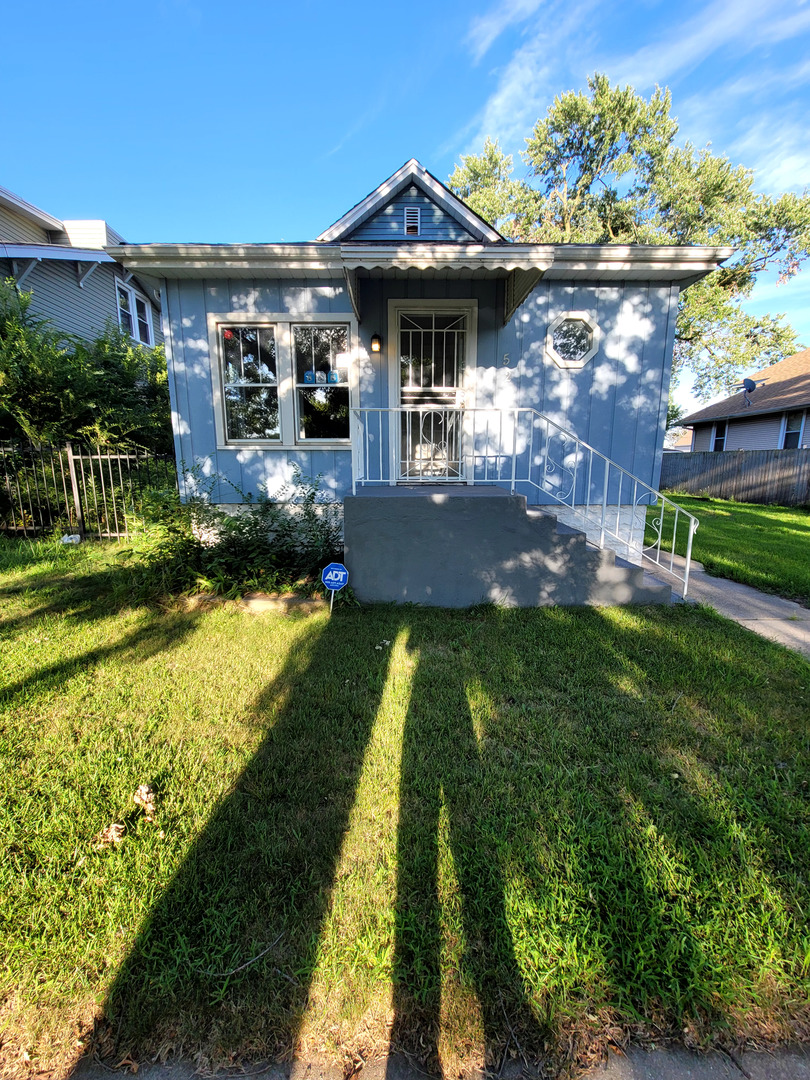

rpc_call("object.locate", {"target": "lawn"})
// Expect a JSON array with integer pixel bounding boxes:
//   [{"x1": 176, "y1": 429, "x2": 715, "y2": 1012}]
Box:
[
  {"x1": 1, "y1": 538, "x2": 809, "y2": 1079},
  {"x1": 655, "y1": 495, "x2": 810, "y2": 605}
]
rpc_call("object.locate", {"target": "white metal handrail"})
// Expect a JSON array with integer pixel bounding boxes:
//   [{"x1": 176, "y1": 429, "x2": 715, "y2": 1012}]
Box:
[{"x1": 350, "y1": 406, "x2": 699, "y2": 597}]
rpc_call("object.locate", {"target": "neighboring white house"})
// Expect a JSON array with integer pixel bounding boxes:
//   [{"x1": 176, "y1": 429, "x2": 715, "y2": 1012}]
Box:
[
  {"x1": 0, "y1": 185, "x2": 161, "y2": 346},
  {"x1": 682, "y1": 349, "x2": 810, "y2": 451}
]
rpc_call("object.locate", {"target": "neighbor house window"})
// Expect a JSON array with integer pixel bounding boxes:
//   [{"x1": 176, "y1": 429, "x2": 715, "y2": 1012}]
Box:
[
  {"x1": 117, "y1": 282, "x2": 153, "y2": 346},
  {"x1": 221, "y1": 326, "x2": 280, "y2": 440},
  {"x1": 294, "y1": 324, "x2": 350, "y2": 440},
  {"x1": 783, "y1": 410, "x2": 805, "y2": 449},
  {"x1": 211, "y1": 316, "x2": 353, "y2": 446},
  {"x1": 712, "y1": 420, "x2": 727, "y2": 451}
]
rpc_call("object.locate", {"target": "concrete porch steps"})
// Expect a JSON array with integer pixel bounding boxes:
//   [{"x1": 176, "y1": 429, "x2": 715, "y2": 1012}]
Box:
[{"x1": 343, "y1": 488, "x2": 671, "y2": 607}]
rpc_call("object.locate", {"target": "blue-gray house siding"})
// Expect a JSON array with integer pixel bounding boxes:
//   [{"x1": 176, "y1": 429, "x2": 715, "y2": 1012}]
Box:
[
  {"x1": 346, "y1": 192, "x2": 478, "y2": 243},
  {"x1": 163, "y1": 273, "x2": 678, "y2": 506}
]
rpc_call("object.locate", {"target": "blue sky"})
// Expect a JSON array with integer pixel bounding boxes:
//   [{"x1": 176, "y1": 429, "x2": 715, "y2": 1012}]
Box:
[{"x1": 3, "y1": 0, "x2": 809, "y2": 406}]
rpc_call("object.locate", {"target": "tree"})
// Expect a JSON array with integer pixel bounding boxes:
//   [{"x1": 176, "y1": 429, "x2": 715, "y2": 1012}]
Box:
[
  {"x1": 448, "y1": 74, "x2": 810, "y2": 399},
  {"x1": 0, "y1": 278, "x2": 172, "y2": 452}
]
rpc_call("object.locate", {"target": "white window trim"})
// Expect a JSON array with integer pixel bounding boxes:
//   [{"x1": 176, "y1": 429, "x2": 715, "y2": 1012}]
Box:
[
  {"x1": 712, "y1": 419, "x2": 727, "y2": 452},
  {"x1": 117, "y1": 279, "x2": 153, "y2": 346},
  {"x1": 207, "y1": 311, "x2": 359, "y2": 450},
  {"x1": 545, "y1": 311, "x2": 600, "y2": 369},
  {"x1": 780, "y1": 409, "x2": 806, "y2": 449}
]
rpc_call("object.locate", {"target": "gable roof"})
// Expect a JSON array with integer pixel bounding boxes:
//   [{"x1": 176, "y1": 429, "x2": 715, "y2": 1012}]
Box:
[
  {"x1": 682, "y1": 349, "x2": 810, "y2": 425},
  {"x1": 0, "y1": 185, "x2": 64, "y2": 232},
  {"x1": 316, "y1": 158, "x2": 505, "y2": 244}
]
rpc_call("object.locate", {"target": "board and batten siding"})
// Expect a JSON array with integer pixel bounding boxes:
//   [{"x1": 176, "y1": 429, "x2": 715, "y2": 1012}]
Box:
[
  {"x1": 163, "y1": 278, "x2": 355, "y2": 504},
  {"x1": 168, "y1": 273, "x2": 678, "y2": 506},
  {"x1": 0, "y1": 205, "x2": 50, "y2": 244},
  {"x1": 0, "y1": 257, "x2": 163, "y2": 345},
  {"x1": 346, "y1": 192, "x2": 478, "y2": 243}
]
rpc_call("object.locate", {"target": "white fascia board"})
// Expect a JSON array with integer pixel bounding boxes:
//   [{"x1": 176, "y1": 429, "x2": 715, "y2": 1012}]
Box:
[
  {"x1": 316, "y1": 159, "x2": 504, "y2": 244},
  {"x1": 106, "y1": 243, "x2": 345, "y2": 276},
  {"x1": 104, "y1": 240, "x2": 735, "y2": 283},
  {"x1": 540, "y1": 243, "x2": 736, "y2": 279},
  {"x1": 0, "y1": 186, "x2": 63, "y2": 231},
  {"x1": 0, "y1": 242, "x2": 115, "y2": 263}
]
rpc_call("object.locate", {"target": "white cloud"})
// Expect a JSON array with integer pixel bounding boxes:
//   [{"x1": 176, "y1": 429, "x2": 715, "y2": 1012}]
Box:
[
  {"x1": 607, "y1": 0, "x2": 795, "y2": 90},
  {"x1": 466, "y1": 0, "x2": 546, "y2": 62},
  {"x1": 463, "y1": 0, "x2": 597, "y2": 154},
  {"x1": 730, "y1": 119, "x2": 810, "y2": 192}
]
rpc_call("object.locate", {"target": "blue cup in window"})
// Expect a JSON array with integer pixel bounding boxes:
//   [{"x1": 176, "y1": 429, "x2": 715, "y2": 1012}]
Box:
[
  {"x1": 327, "y1": 371, "x2": 339, "y2": 384},
  {"x1": 304, "y1": 371, "x2": 315, "y2": 384}
]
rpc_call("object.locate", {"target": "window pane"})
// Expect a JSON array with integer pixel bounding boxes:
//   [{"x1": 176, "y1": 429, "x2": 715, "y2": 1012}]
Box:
[
  {"x1": 225, "y1": 386, "x2": 280, "y2": 440},
  {"x1": 784, "y1": 430, "x2": 801, "y2": 449},
  {"x1": 553, "y1": 319, "x2": 591, "y2": 363},
  {"x1": 135, "y1": 298, "x2": 151, "y2": 344},
  {"x1": 222, "y1": 327, "x2": 277, "y2": 385},
  {"x1": 117, "y1": 286, "x2": 133, "y2": 335},
  {"x1": 294, "y1": 325, "x2": 348, "y2": 384},
  {"x1": 783, "y1": 410, "x2": 802, "y2": 449},
  {"x1": 297, "y1": 387, "x2": 349, "y2": 440}
]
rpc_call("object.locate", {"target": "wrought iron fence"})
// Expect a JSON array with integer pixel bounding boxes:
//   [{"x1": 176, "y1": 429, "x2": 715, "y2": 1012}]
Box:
[{"x1": 0, "y1": 441, "x2": 178, "y2": 539}]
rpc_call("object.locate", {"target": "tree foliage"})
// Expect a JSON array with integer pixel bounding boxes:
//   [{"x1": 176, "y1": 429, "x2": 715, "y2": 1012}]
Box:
[
  {"x1": 0, "y1": 279, "x2": 172, "y2": 452},
  {"x1": 449, "y1": 74, "x2": 810, "y2": 398}
]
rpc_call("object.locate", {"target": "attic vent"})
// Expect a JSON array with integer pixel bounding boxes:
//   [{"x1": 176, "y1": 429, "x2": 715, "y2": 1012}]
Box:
[{"x1": 404, "y1": 206, "x2": 420, "y2": 236}]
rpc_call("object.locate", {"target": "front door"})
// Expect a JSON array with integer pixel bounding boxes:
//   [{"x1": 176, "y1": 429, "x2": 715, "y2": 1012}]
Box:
[{"x1": 396, "y1": 309, "x2": 469, "y2": 481}]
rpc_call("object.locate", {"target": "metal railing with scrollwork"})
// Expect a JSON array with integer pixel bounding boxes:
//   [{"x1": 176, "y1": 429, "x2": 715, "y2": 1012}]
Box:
[{"x1": 350, "y1": 407, "x2": 698, "y2": 597}]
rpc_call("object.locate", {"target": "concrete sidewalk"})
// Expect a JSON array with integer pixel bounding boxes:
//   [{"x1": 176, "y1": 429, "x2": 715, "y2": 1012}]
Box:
[
  {"x1": 70, "y1": 1045, "x2": 810, "y2": 1079},
  {"x1": 647, "y1": 557, "x2": 810, "y2": 661}
]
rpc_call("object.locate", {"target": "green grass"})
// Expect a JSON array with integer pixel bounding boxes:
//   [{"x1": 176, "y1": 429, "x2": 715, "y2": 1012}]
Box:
[
  {"x1": 1, "y1": 537, "x2": 809, "y2": 1078},
  {"x1": 656, "y1": 495, "x2": 810, "y2": 605}
]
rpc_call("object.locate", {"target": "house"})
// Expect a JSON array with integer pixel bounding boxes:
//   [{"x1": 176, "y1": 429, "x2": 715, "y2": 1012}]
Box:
[
  {"x1": 109, "y1": 159, "x2": 732, "y2": 605},
  {"x1": 681, "y1": 349, "x2": 810, "y2": 451},
  {"x1": 0, "y1": 185, "x2": 161, "y2": 346}
]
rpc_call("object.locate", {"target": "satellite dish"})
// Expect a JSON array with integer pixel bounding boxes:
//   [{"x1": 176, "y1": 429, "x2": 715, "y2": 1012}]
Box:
[{"x1": 743, "y1": 378, "x2": 756, "y2": 393}]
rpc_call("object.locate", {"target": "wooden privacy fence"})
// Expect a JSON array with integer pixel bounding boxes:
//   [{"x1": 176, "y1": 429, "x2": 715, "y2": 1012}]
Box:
[
  {"x1": 0, "y1": 442, "x2": 178, "y2": 538},
  {"x1": 661, "y1": 448, "x2": 810, "y2": 505}
]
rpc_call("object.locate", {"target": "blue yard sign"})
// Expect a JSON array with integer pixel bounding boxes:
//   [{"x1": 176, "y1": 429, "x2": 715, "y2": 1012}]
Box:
[{"x1": 321, "y1": 562, "x2": 349, "y2": 613}]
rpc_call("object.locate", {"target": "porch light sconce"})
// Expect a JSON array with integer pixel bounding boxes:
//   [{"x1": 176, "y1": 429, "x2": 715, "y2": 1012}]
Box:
[{"x1": 370, "y1": 334, "x2": 382, "y2": 353}]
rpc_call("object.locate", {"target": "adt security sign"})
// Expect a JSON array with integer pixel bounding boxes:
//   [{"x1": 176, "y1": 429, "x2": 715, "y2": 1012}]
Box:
[{"x1": 322, "y1": 562, "x2": 349, "y2": 612}]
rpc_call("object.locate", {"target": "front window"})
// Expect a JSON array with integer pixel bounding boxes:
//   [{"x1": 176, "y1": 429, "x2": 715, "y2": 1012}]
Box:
[
  {"x1": 213, "y1": 317, "x2": 352, "y2": 445},
  {"x1": 294, "y1": 324, "x2": 350, "y2": 440},
  {"x1": 221, "y1": 326, "x2": 280, "y2": 440},
  {"x1": 117, "y1": 282, "x2": 153, "y2": 346},
  {"x1": 713, "y1": 421, "x2": 727, "y2": 452}
]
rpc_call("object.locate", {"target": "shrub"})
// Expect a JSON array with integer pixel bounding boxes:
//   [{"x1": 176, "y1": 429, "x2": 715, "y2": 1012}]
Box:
[{"x1": 118, "y1": 467, "x2": 342, "y2": 600}]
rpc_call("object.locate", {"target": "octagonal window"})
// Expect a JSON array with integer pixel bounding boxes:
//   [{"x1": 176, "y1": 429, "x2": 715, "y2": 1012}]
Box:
[
  {"x1": 546, "y1": 311, "x2": 600, "y2": 369},
  {"x1": 553, "y1": 319, "x2": 591, "y2": 363}
]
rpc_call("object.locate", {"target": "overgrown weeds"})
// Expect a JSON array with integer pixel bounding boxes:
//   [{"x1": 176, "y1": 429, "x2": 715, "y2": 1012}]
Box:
[{"x1": 115, "y1": 466, "x2": 342, "y2": 601}]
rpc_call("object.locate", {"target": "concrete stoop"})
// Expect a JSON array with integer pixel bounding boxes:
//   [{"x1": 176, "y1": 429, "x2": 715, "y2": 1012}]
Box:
[{"x1": 343, "y1": 488, "x2": 671, "y2": 608}]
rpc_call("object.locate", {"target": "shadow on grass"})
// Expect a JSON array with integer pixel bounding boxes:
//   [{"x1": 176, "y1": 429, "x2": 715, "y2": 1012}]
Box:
[
  {"x1": 76, "y1": 610, "x2": 396, "y2": 1070},
  {"x1": 63, "y1": 602, "x2": 809, "y2": 1078}
]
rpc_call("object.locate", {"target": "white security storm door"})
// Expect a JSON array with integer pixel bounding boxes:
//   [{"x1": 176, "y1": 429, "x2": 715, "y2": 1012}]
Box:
[{"x1": 396, "y1": 310, "x2": 469, "y2": 481}]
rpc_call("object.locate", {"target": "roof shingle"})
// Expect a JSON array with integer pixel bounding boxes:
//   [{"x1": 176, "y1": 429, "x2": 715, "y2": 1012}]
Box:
[{"x1": 682, "y1": 348, "x2": 810, "y2": 425}]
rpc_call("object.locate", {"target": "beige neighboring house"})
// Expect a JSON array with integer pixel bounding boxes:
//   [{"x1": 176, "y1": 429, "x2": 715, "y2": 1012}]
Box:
[
  {"x1": 682, "y1": 349, "x2": 810, "y2": 452},
  {"x1": 0, "y1": 185, "x2": 161, "y2": 345}
]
